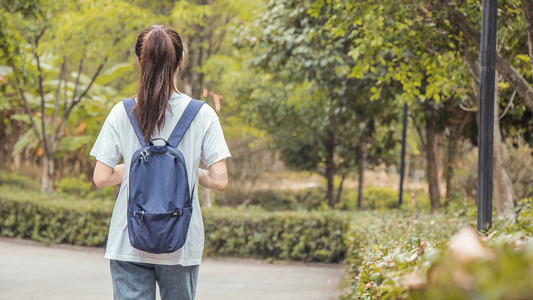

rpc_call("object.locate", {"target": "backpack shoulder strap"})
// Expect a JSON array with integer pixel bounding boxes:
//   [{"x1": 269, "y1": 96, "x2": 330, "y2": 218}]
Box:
[
  {"x1": 122, "y1": 98, "x2": 147, "y2": 146},
  {"x1": 167, "y1": 99, "x2": 205, "y2": 147}
]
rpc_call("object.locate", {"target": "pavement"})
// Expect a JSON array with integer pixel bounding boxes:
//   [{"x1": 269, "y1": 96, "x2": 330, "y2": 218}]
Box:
[{"x1": 0, "y1": 238, "x2": 344, "y2": 300}]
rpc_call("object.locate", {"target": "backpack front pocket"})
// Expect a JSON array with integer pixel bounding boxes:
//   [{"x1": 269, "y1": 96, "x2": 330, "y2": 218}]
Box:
[{"x1": 127, "y1": 207, "x2": 193, "y2": 254}]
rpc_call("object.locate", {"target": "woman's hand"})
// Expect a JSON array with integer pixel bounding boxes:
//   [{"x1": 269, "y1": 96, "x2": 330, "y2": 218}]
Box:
[
  {"x1": 93, "y1": 161, "x2": 125, "y2": 188},
  {"x1": 198, "y1": 159, "x2": 228, "y2": 192}
]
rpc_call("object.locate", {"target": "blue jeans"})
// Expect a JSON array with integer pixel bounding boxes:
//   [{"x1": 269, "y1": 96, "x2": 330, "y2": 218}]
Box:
[{"x1": 110, "y1": 260, "x2": 199, "y2": 300}]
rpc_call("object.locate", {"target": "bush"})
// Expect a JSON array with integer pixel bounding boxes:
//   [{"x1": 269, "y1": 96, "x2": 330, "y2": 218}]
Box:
[
  {"x1": 0, "y1": 185, "x2": 113, "y2": 246},
  {"x1": 55, "y1": 174, "x2": 115, "y2": 200},
  {"x1": 294, "y1": 187, "x2": 325, "y2": 210},
  {"x1": 337, "y1": 187, "x2": 429, "y2": 210},
  {"x1": 203, "y1": 207, "x2": 349, "y2": 262},
  {"x1": 0, "y1": 183, "x2": 349, "y2": 263},
  {"x1": 55, "y1": 174, "x2": 94, "y2": 197},
  {"x1": 245, "y1": 189, "x2": 297, "y2": 211},
  {"x1": 0, "y1": 172, "x2": 41, "y2": 191},
  {"x1": 341, "y1": 202, "x2": 533, "y2": 299}
]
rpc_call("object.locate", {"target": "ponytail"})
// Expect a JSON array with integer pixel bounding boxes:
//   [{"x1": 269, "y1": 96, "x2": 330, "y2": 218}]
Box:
[{"x1": 134, "y1": 25, "x2": 184, "y2": 143}]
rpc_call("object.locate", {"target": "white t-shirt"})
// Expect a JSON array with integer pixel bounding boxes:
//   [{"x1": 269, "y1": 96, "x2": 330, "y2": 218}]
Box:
[{"x1": 90, "y1": 93, "x2": 231, "y2": 266}]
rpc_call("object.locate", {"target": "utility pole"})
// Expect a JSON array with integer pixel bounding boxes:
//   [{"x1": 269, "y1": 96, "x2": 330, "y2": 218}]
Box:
[{"x1": 477, "y1": 0, "x2": 497, "y2": 233}]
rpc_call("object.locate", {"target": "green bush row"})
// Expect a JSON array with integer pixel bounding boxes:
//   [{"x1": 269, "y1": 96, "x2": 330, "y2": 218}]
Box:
[
  {"x1": 203, "y1": 207, "x2": 349, "y2": 262},
  {"x1": 0, "y1": 183, "x2": 349, "y2": 262},
  {"x1": 216, "y1": 186, "x2": 429, "y2": 211},
  {"x1": 341, "y1": 200, "x2": 533, "y2": 299},
  {"x1": 0, "y1": 185, "x2": 113, "y2": 246}
]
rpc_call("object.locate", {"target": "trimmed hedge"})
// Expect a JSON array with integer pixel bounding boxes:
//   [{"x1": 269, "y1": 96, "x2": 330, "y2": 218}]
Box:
[
  {"x1": 0, "y1": 184, "x2": 349, "y2": 262},
  {"x1": 203, "y1": 208, "x2": 348, "y2": 262},
  {"x1": 0, "y1": 185, "x2": 113, "y2": 246},
  {"x1": 341, "y1": 201, "x2": 533, "y2": 299}
]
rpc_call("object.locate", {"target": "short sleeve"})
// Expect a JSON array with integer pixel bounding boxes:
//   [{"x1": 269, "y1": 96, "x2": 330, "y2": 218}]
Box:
[
  {"x1": 201, "y1": 119, "x2": 231, "y2": 168},
  {"x1": 90, "y1": 106, "x2": 122, "y2": 168}
]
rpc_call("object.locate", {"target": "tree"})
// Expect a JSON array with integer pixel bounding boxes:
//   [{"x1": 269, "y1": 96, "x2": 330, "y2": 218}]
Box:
[
  {"x1": 3, "y1": 0, "x2": 148, "y2": 192},
  {"x1": 315, "y1": 0, "x2": 533, "y2": 215},
  {"x1": 236, "y1": 0, "x2": 402, "y2": 207}
]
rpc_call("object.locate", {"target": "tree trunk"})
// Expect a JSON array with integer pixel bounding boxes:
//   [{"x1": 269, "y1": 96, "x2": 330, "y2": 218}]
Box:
[
  {"x1": 493, "y1": 88, "x2": 515, "y2": 218},
  {"x1": 325, "y1": 133, "x2": 336, "y2": 208},
  {"x1": 436, "y1": 135, "x2": 444, "y2": 198},
  {"x1": 356, "y1": 145, "x2": 365, "y2": 209},
  {"x1": 41, "y1": 152, "x2": 54, "y2": 193},
  {"x1": 445, "y1": 106, "x2": 469, "y2": 203},
  {"x1": 426, "y1": 109, "x2": 441, "y2": 211},
  {"x1": 335, "y1": 173, "x2": 345, "y2": 207},
  {"x1": 445, "y1": 135, "x2": 457, "y2": 202}
]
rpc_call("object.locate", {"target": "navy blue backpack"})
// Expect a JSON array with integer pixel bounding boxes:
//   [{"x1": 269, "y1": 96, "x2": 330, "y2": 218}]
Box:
[{"x1": 122, "y1": 98, "x2": 204, "y2": 254}]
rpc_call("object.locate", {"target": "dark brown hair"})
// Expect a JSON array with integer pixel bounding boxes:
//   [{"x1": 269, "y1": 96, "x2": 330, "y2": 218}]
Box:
[{"x1": 134, "y1": 25, "x2": 184, "y2": 143}]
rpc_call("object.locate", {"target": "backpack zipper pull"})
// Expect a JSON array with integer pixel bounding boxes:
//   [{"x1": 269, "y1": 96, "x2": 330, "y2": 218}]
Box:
[
  {"x1": 141, "y1": 211, "x2": 144, "y2": 221},
  {"x1": 141, "y1": 150, "x2": 148, "y2": 162}
]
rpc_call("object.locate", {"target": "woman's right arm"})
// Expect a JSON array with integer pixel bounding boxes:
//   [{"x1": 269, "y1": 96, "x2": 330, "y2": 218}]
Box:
[{"x1": 198, "y1": 159, "x2": 228, "y2": 192}]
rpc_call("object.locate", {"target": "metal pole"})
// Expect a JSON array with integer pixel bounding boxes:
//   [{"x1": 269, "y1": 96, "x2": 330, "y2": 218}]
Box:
[
  {"x1": 477, "y1": 0, "x2": 497, "y2": 233},
  {"x1": 399, "y1": 102, "x2": 408, "y2": 205}
]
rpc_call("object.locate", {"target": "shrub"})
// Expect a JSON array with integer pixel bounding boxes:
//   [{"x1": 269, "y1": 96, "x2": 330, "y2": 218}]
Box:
[
  {"x1": 294, "y1": 187, "x2": 325, "y2": 210},
  {"x1": 341, "y1": 203, "x2": 533, "y2": 299},
  {"x1": 55, "y1": 174, "x2": 94, "y2": 197},
  {"x1": 0, "y1": 172, "x2": 40, "y2": 191},
  {"x1": 0, "y1": 185, "x2": 113, "y2": 246},
  {"x1": 0, "y1": 183, "x2": 349, "y2": 263},
  {"x1": 337, "y1": 187, "x2": 429, "y2": 210},
  {"x1": 203, "y1": 207, "x2": 349, "y2": 262},
  {"x1": 245, "y1": 189, "x2": 297, "y2": 211},
  {"x1": 55, "y1": 174, "x2": 115, "y2": 200}
]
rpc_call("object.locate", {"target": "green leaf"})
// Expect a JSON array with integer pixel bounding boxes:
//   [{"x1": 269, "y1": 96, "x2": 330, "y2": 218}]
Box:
[{"x1": 10, "y1": 114, "x2": 31, "y2": 124}]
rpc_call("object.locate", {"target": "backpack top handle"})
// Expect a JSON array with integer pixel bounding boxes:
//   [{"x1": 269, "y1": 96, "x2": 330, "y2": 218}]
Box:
[{"x1": 122, "y1": 98, "x2": 205, "y2": 148}]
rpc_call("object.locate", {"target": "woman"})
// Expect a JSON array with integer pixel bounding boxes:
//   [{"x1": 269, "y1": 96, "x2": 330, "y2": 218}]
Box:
[{"x1": 90, "y1": 25, "x2": 231, "y2": 300}]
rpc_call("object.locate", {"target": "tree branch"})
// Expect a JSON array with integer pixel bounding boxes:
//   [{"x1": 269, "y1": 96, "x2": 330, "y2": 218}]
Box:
[
  {"x1": 521, "y1": 0, "x2": 533, "y2": 77},
  {"x1": 71, "y1": 56, "x2": 85, "y2": 104},
  {"x1": 15, "y1": 77, "x2": 43, "y2": 145},
  {"x1": 55, "y1": 58, "x2": 108, "y2": 144},
  {"x1": 499, "y1": 90, "x2": 517, "y2": 120},
  {"x1": 438, "y1": 0, "x2": 533, "y2": 111},
  {"x1": 459, "y1": 103, "x2": 478, "y2": 112},
  {"x1": 409, "y1": 114, "x2": 426, "y2": 150},
  {"x1": 74, "y1": 57, "x2": 107, "y2": 104},
  {"x1": 51, "y1": 57, "x2": 66, "y2": 145},
  {"x1": 32, "y1": 26, "x2": 49, "y2": 156}
]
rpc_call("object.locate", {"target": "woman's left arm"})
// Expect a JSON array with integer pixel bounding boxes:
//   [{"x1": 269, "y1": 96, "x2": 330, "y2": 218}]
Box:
[{"x1": 93, "y1": 161, "x2": 125, "y2": 188}]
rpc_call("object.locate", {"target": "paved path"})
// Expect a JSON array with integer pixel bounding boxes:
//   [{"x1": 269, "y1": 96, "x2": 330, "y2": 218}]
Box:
[{"x1": 0, "y1": 238, "x2": 343, "y2": 300}]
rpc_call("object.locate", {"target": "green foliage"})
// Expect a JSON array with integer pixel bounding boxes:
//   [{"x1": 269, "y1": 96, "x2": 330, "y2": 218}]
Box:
[
  {"x1": 342, "y1": 208, "x2": 473, "y2": 299},
  {"x1": 341, "y1": 202, "x2": 533, "y2": 299},
  {"x1": 203, "y1": 207, "x2": 349, "y2": 262},
  {"x1": 415, "y1": 234, "x2": 533, "y2": 300},
  {"x1": 294, "y1": 187, "x2": 325, "y2": 210},
  {"x1": 336, "y1": 187, "x2": 430, "y2": 211},
  {"x1": 0, "y1": 183, "x2": 348, "y2": 262},
  {"x1": 54, "y1": 174, "x2": 115, "y2": 200},
  {"x1": 0, "y1": 185, "x2": 113, "y2": 246},
  {"x1": 244, "y1": 189, "x2": 297, "y2": 211},
  {"x1": 0, "y1": 172, "x2": 41, "y2": 191}
]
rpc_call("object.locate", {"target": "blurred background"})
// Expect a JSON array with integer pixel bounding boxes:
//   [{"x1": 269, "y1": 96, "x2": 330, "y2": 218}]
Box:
[{"x1": 2, "y1": 0, "x2": 533, "y2": 298}]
